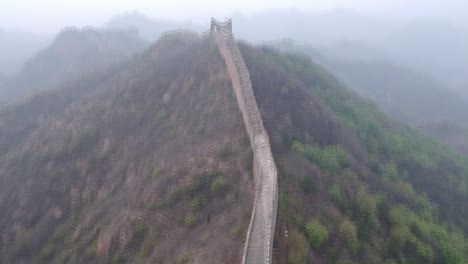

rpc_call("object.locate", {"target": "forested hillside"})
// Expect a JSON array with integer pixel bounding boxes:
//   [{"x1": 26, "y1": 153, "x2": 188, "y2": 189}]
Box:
[
  {"x1": 240, "y1": 44, "x2": 468, "y2": 263},
  {"x1": 273, "y1": 41, "x2": 468, "y2": 156},
  {"x1": 0, "y1": 33, "x2": 253, "y2": 264}
]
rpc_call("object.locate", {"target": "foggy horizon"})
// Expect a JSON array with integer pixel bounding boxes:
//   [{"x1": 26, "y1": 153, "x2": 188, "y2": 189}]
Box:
[{"x1": 1, "y1": 0, "x2": 468, "y2": 34}]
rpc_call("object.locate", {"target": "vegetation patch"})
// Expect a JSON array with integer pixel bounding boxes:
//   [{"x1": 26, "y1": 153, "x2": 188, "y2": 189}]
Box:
[
  {"x1": 292, "y1": 141, "x2": 348, "y2": 174},
  {"x1": 305, "y1": 220, "x2": 329, "y2": 250}
]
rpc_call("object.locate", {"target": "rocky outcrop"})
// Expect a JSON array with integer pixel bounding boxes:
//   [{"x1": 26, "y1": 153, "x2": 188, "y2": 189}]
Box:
[{"x1": 211, "y1": 18, "x2": 278, "y2": 264}]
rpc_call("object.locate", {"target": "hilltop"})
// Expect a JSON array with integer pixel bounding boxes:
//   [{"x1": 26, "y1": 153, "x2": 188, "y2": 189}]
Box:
[{"x1": 0, "y1": 32, "x2": 253, "y2": 264}]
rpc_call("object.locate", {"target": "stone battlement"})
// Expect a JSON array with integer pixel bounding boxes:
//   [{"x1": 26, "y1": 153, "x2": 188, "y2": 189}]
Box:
[{"x1": 210, "y1": 19, "x2": 278, "y2": 264}]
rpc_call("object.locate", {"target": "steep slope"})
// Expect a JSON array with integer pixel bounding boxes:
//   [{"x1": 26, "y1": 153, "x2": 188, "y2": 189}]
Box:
[
  {"x1": 0, "y1": 28, "x2": 145, "y2": 106},
  {"x1": 273, "y1": 41, "x2": 468, "y2": 127},
  {"x1": 273, "y1": 41, "x2": 468, "y2": 156},
  {"x1": 0, "y1": 33, "x2": 253, "y2": 264},
  {"x1": 240, "y1": 44, "x2": 468, "y2": 263},
  {"x1": 419, "y1": 122, "x2": 468, "y2": 155}
]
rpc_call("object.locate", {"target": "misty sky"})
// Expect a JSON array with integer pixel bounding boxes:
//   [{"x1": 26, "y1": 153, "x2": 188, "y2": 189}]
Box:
[{"x1": 1, "y1": 0, "x2": 467, "y2": 33}]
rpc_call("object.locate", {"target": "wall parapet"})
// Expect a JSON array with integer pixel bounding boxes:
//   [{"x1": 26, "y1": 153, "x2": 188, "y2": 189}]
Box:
[{"x1": 211, "y1": 18, "x2": 278, "y2": 264}]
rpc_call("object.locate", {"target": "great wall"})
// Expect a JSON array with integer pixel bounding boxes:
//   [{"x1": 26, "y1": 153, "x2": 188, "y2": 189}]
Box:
[{"x1": 210, "y1": 18, "x2": 278, "y2": 264}]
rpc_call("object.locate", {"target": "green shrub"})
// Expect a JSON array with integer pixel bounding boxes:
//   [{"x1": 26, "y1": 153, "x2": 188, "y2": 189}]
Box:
[
  {"x1": 191, "y1": 194, "x2": 207, "y2": 210},
  {"x1": 380, "y1": 162, "x2": 400, "y2": 182},
  {"x1": 301, "y1": 175, "x2": 316, "y2": 194},
  {"x1": 218, "y1": 145, "x2": 234, "y2": 158},
  {"x1": 176, "y1": 253, "x2": 191, "y2": 264},
  {"x1": 184, "y1": 213, "x2": 197, "y2": 229},
  {"x1": 440, "y1": 233, "x2": 465, "y2": 264},
  {"x1": 356, "y1": 192, "x2": 379, "y2": 241},
  {"x1": 225, "y1": 192, "x2": 236, "y2": 205},
  {"x1": 305, "y1": 220, "x2": 329, "y2": 249},
  {"x1": 387, "y1": 225, "x2": 411, "y2": 257},
  {"x1": 339, "y1": 219, "x2": 359, "y2": 254},
  {"x1": 329, "y1": 184, "x2": 342, "y2": 205},
  {"x1": 292, "y1": 141, "x2": 348, "y2": 174},
  {"x1": 36, "y1": 243, "x2": 55, "y2": 263},
  {"x1": 139, "y1": 226, "x2": 161, "y2": 258},
  {"x1": 230, "y1": 222, "x2": 244, "y2": 238},
  {"x1": 128, "y1": 224, "x2": 147, "y2": 249},
  {"x1": 287, "y1": 231, "x2": 309, "y2": 264},
  {"x1": 415, "y1": 241, "x2": 433, "y2": 263},
  {"x1": 84, "y1": 240, "x2": 97, "y2": 258},
  {"x1": 292, "y1": 140, "x2": 305, "y2": 155},
  {"x1": 303, "y1": 145, "x2": 321, "y2": 162},
  {"x1": 147, "y1": 167, "x2": 160, "y2": 178},
  {"x1": 210, "y1": 176, "x2": 227, "y2": 194},
  {"x1": 320, "y1": 146, "x2": 347, "y2": 174},
  {"x1": 195, "y1": 157, "x2": 207, "y2": 167}
]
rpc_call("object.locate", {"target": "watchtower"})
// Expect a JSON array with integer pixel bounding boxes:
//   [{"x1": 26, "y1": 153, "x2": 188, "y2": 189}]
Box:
[{"x1": 211, "y1": 17, "x2": 232, "y2": 36}]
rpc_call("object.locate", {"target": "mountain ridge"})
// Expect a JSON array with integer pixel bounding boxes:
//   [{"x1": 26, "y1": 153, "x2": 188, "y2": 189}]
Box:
[{"x1": 0, "y1": 21, "x2": 467, "y2": 264}]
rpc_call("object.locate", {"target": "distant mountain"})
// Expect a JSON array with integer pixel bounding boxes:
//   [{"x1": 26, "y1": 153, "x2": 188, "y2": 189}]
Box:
[
  {"x1": 380, "y1": 19, "x2": 468, "y2": 98},
  {"x1": 232, "y1": 9, "x2": 392, "y2": 44},
  {"x1": 272, "y1": 40, "x2": 468, "y2": 160},
  {"x1": 101, "y1": 10, "x2": 468, "y2": 99},
  {"x1": 104, "y1": 11, "x2": 202, "y2": 41},
  {"x1": 0, "y1": 27, "x2": 146, "y2": 106},
  {"x1": 0, "y1": 29, "x2": 50, "y2": 76},
  {"x1": 231, "y1": 10, "x2": 468, "y2": 99},
  {"x1": 324, "y1": 60, "x2": 468, "y2": 126},
  {"x1": 314, "y1": 40, "x2": 389, "y2": 62},
  {"x1": 273, "y1": 41, "x2": 468, "y2": 126}
]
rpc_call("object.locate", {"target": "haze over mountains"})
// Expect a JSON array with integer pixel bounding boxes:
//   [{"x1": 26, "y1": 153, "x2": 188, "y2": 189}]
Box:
[
  {"x1": 0, "y1": 27, "x2": 145, "y2": 106},
  {"x1": 0, "y1": 5, "x2": 468, "y2": 264},
  {"x1": 0, "y1": 29, "x2": 50, "y2": 76},
  {"x1": 67, "y1": 9, "x2": 468, "y2": 156},
  {"x1": 105, "y1": 11, "x2": 202, "y2": 41},
  {"x1": 2, "y1": 9, "x2": 468, "y2": 98}
]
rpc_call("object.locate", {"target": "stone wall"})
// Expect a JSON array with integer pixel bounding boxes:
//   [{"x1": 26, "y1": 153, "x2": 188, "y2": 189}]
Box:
[{"x1": 211, "y1": 18, "x2": 278, "y2": 264}]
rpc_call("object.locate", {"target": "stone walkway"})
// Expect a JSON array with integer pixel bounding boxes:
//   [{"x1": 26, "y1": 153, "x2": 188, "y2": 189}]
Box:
[{"x1": 212, "y1": 20, "x2": 278, "y2": 264}]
